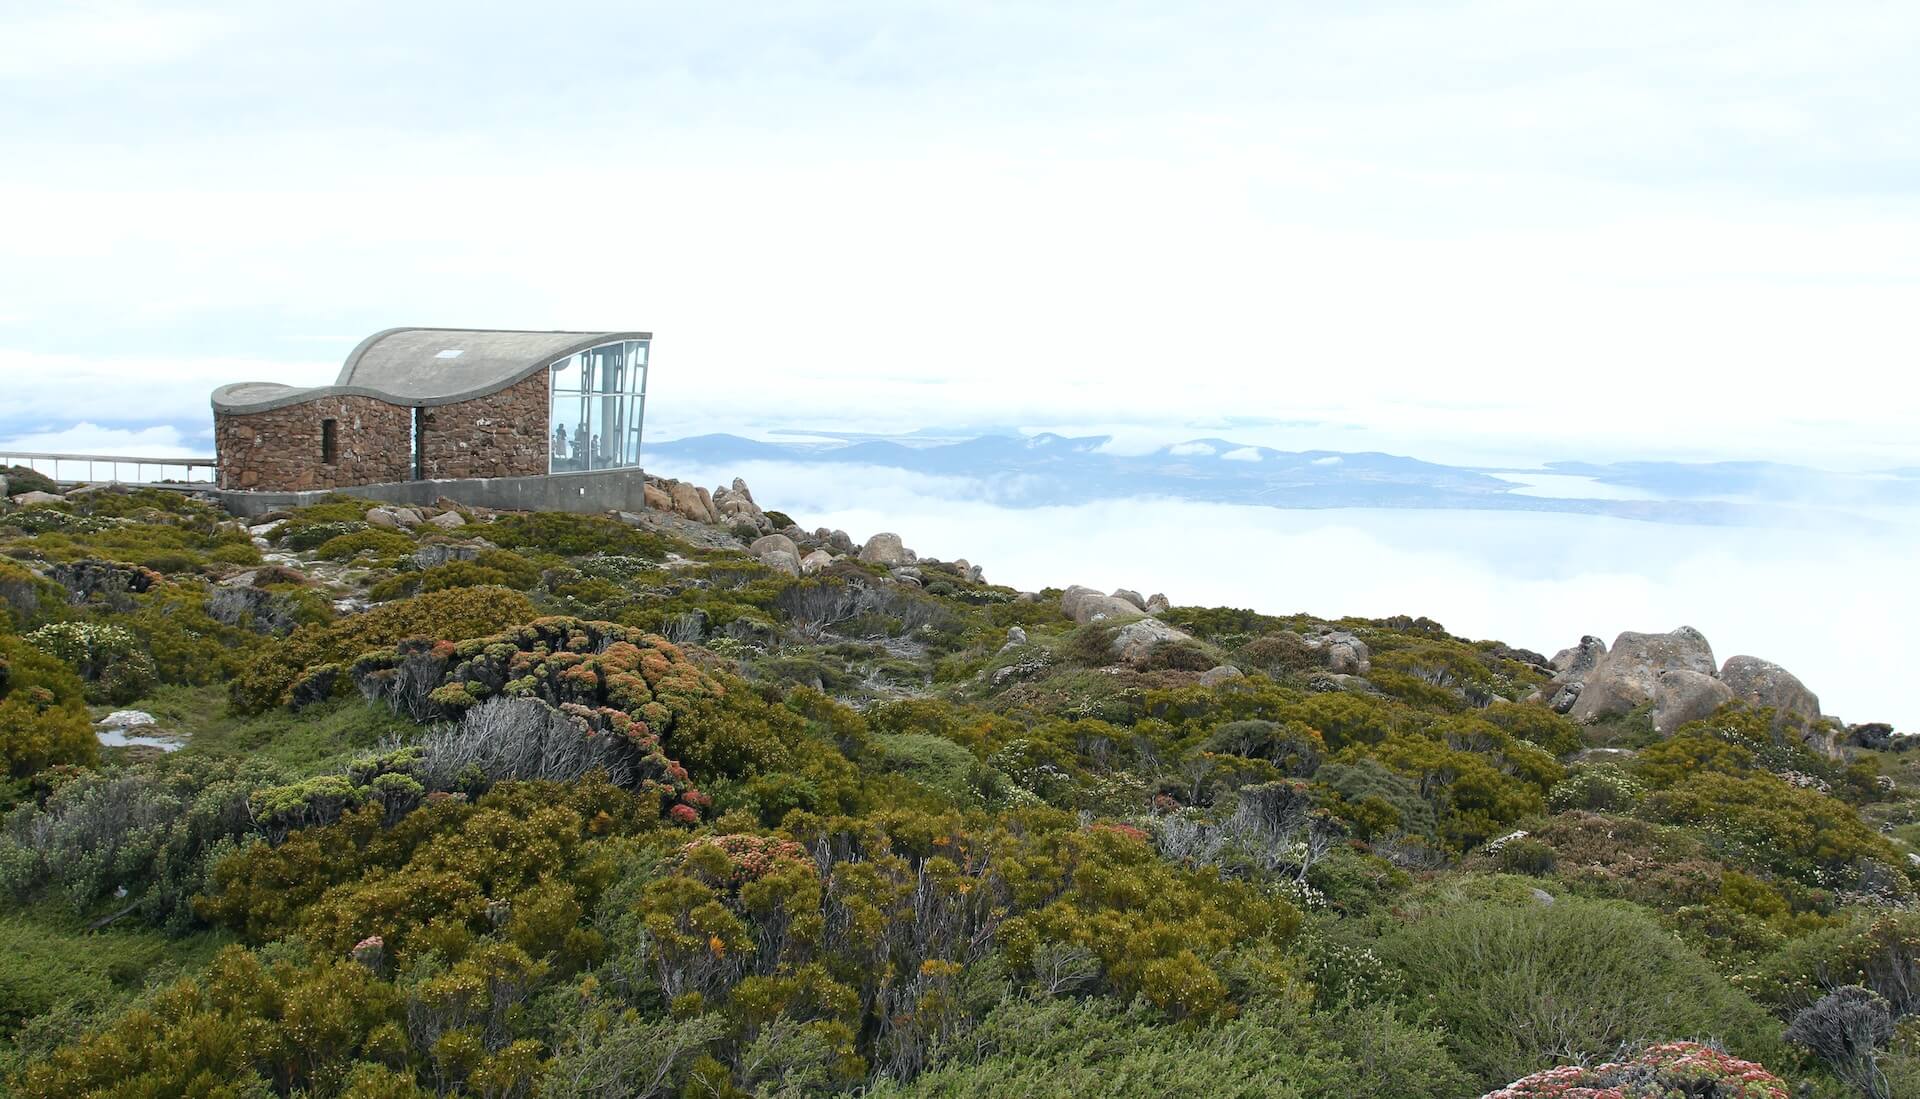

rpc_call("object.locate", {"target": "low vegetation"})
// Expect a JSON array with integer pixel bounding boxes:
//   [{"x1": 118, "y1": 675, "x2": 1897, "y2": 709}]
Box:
[{"x1": 0, "y1": 485, "x2": 1916, "y2": 1096}]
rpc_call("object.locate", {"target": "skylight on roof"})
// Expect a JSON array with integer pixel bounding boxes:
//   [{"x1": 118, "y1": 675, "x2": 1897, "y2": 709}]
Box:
[{"x1": 435, "y1": 349, "x2": 465, "y2": 359}]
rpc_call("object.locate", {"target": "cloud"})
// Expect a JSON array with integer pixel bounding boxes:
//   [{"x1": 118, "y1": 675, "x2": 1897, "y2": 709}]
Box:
[
  {"x1": 0, "y1": 422, "x2": 204, "y2": 457},
  {"x1": 1168, "y1": 442, "x2": 1215, "y2": 456},
  {"x1": 1220, "y1": 446, "x2": 1262, "y2": 462},
  {"x1": 659, "y1": 459, "x2": 1920, "y2": 727}
]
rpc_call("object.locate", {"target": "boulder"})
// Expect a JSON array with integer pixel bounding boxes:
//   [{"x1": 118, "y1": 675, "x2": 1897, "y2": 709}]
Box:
[
  {"x1": 1198, "y1": 665, "x2": 1244, "y2": 687},
  {"x1": 891, "y1": 566, "x2": 923, "y2": 583},
  {"x1": 1569, "y1": 627, "x2": 1716, "y2": 723},
  {"x1": 760, "y1": 550, "x2": 800, "y2": 578},
  {"x1": 643, "y1": 481, "x2": 673, "y2": 511},
  {"x1": 365, "y1": 507, "x2": 404, "y2": 530},
  {"x1": 1061, "y1": 585, "x2": 1146, "y2": 625},
  {"x1": 826, "y1": 530, "x2": 857, "y2": 555},
  {"x1": 11, "y1": 490, "x2": 63, "y2": 506},
  {"x1": 1311, "y1": 631, "x2": 1370, "y2": 676},
  {"x1": 1719, "y1": 655, "x2": 1821, "y2": 728},
  {"x1": 799, "y1": 550, "x2": 835, "y2": 576},
  {"x1": 427, "y1": 511, "x2": 467, "y2": 530},
  {"x1": 859, "y1": 532, "x2": 909, "y2": 566},
  {"x1": 1110, "y1": 617, "x2": 1193, "y2": 669},
  {"x1": 729, "y1": 477, "x2": 756, "y2": 505},
  {"x1": 96, "y1": 710, "x2": 156, "y2": 729},
  {"x1": 1145, "y1": 593, "x2": 1171, "y2": 614},
  {"x1": 1111, "y1": 589, "x2": 1147, "y2": 612},
  {"x1": 1003, "y1": 625, "x2": 1028, "y2": 648},
  {"x1": 1544, "y1": 636, "x2": 1609, "y2": 714},
  {"x1": 413, "y1": 542, "x2": 487, "y2": 569},
  {"x1": 749, "y1": 534, "x2": 799, "y2": 562},
  {"x1": 1650, "y1": 669, "x2": 1735, "y2": 735},
  {"x1": 668, "y1": 482, "x2": 713, "y2": 524}
]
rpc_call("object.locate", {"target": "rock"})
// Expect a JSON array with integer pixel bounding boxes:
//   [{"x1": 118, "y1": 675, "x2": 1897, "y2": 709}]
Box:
[
  {"x1": 1111, "y1": 589, "x2": 1146, "y2": 611},
  {"x1": 427, "y1": 511, "x2": 467, "y2": 530},
  {"x1": 749, "y1": 534, "x2": 799, "y2": 562},
  {"x1": 390, "y1": 507, "x2": 424, "y2": 528},
  {"x1": 1110, "y1": 617, "x2": 1193, "y2": 669},
  {"x1": 1145, "y1": 593, "x2": 1170, "y2": 614},
  {"x1": 799, "y1": 549, "x2": 834, "y2": 576},
  {"x1": 1004, "y1": 625, "x2": 1028, "y2": 647},
  {"x1": 412, "y1": 542, "x2": 487, "y2": 569},
  {"x1": 859, "y1": 532, "x2": 909, "y2": 566},
  {"x1": 760, "y1": 550, "x2": 800, "y2": 577},
  {"x1": 1529, "y1": 888, "x2": 1556, "y2": 906},
  {"x1": 10, "y1": 490, "x2": 63, "y2": 506},
  {"x1": 96, "y1": 710, "x2": 156, "y2": 728},
  {"x1": 1566, "y1": 747, "x2": 1639, "y2": 765},
  {"x1": 668, "y1": 481, "x2": 714, "y2": 524},
  {"x1": 643, "y1": 481, "x2": 673, "y2": 511},
  {"x1": 891, "y1": 566, "x2": 923, "y2": 583},
  {"x1": 1568, "y1": 627, "x2": 1716, "y2": 724},
  {"x1": 1650, "y1": 669, "x2": 1735, "y2": 735},
  {"x1": 1062, "y1": 585, "x2": 1148, "y2": 625},
  {"x1": 729, "y1": 477, "x2": 755, "y2": 505},
  {"x1": 365, "y1": 507, "x2": 403, "y2": 530},
  {"x1": 826, "y1": 530, "x2": 857, "y2": 554},
  {"x1": 1545, "y1": 636, "x2": 1609, "y2": 714},
  {"x1": 1199, "y1": 665, "x2": 1244, "y2": 686},
  {"x1": 1314, "y1": 632, "x2": 1371, "y2": 676},
  {"x1": 1291, "y1": 628, "x2": 1371, "y2": 676},
  {"x1": 1719, "y1": 655, "x2": 1821, "y2": 728}
]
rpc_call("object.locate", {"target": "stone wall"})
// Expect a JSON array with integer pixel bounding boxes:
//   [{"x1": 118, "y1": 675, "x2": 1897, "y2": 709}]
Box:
[
  {"x1": 216, "y1": 394, "x2": 412, "y2": 491},
  {"x1": 216, "y1": 374, "x2": 551, "y2": 492},
  {"x1": 420, "y1": 372, "x2": 549, "y2": 481}
]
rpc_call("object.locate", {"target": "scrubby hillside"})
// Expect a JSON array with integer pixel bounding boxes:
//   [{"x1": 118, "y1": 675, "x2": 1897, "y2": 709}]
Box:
[{"x1": 1, "y1": 478, "x2": 1916, "y2": 1098}]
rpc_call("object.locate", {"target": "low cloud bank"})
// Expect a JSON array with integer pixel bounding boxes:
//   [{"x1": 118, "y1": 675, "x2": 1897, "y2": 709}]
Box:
[{"x1": 658, "y1": 459, "x2": 1920, "y2": 727}]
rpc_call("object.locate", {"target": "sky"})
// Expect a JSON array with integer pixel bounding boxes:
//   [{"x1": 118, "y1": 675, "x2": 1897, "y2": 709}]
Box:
[
  {"x1": 2, "y1": 3, "x2": 1917, "y2": 720},
  {"x1": 2, "y1": 1, "x2": 1918, "y2": 466}
]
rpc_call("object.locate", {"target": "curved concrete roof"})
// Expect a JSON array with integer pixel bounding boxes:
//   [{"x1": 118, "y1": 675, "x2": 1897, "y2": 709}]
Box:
[{"x1": 213, "y1": 327, "x2": 651, "y2": 414}]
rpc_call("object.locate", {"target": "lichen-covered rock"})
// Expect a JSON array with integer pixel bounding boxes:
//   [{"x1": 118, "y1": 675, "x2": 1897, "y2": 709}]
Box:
[
  {"x1": 1544, "y1": 635, "x2": 1608, "y2": 713},
  {"x1": 1062, "y1": 585, "x2": 1146, "y2": 624},
  {"x1": 1109, "y1": 617, "x2": 1192, "y2": 669},
  {"x1": 1720, "y1": 654, "x2": 1821, "y2": 727},
  {"x1": 1569, "y1": 626, "x2": 1716, "y2": 723},
  {"x1": 859, "y1": 532, "x2": 909, "y2": 566},
  {"x1": 799, "y1": 549, "x2": 834, "y2": 576},
  {"x1": 1111, "y1": 589, "x2": 1146, "y2": 611},
  {"x1": 749, "y1": 533, "x2": 799, "y2": 562},
  {"x1": 1650, "y1": 668, "x2": 1736, "y2": 735},
  {"x1": 1198, "y1": 665, "x2": 1243, "y2": 686},
  {"x1": 760, "y1": 549, "x2": 800, "y2": 577}
]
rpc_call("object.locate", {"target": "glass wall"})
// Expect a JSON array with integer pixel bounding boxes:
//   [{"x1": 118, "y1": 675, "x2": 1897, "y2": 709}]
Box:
[{"x1": 548, "y1": 339, "x2": 649, "y2": 473}]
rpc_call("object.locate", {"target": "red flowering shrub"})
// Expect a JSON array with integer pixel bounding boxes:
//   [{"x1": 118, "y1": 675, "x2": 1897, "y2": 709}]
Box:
[
  {"x1": 1483, "y1": 1041, "x2": 1787, "y2": 1099},
  {"x1": 678, "y1": 832, "x2": 809, "y2": 885}
]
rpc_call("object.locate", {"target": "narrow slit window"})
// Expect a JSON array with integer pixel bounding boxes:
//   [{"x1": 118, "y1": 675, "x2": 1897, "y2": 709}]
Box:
[{"x1": 321, "y1": 419, "x2": 338, "y2": 465}]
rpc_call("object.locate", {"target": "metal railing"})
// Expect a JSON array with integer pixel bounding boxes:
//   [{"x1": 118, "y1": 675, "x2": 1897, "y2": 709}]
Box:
[{"x1": 0, "y1": 451, "x2": 219, "y2": 489}]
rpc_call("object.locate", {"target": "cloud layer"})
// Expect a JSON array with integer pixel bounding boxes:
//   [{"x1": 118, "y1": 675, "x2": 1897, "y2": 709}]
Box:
[{"x1": 658, "y1": 459, "x2": 1920, "y2": 727}]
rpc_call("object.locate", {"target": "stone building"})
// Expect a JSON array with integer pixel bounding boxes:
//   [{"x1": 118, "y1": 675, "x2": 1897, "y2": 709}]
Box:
[{"x1": 212, "y1": 327, "x2": 651, "y2": 497}]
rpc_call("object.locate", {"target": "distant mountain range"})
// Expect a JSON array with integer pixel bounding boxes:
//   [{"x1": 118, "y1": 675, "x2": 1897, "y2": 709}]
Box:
[{"x1": 644, "y1": 431, "x2": 1920, "y2": 527}]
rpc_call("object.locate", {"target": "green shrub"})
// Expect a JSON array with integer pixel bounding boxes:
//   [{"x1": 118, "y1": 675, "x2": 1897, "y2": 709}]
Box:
[
  {"x1": 1381, "y1": 893, "x2": 1782, "y2": 1088},
  {"x1": 312, "y1": 528, "x2": 415, "y2": 563},
  {"x1": 228, "y1": 586, "x2": 537, "y2": 713},
  {"x1": 22, "y1": 621, "x2": 156, "y2": 704},
  {"x1": 485, "y1": 512, "x2": 668, "y2": 558},
  {"x1": 1, "y1": 466, "x2": 58, "y2": 495},
  {"x1": 0, "y1": 633, "x2": 98, "y2": 778}
]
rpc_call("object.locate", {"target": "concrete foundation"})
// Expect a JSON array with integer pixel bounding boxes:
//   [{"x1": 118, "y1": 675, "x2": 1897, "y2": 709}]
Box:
[{"x1": 218, "y1": 467, "x2": 652, "y2": 518}]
